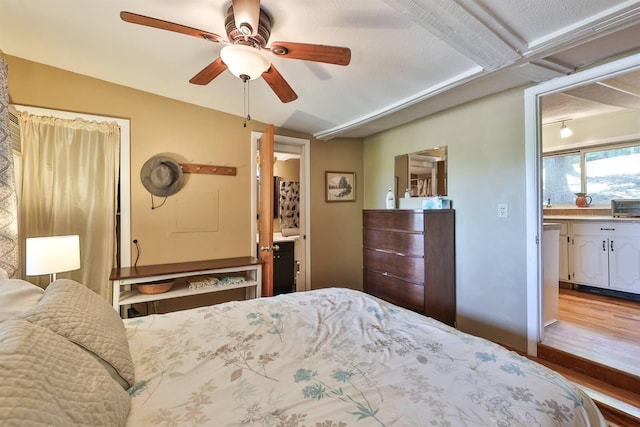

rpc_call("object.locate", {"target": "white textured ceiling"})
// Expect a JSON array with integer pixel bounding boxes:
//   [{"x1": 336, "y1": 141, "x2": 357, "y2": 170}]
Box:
[{"x1": 1, "y1": 0, "x2": 640, "y2": 139}]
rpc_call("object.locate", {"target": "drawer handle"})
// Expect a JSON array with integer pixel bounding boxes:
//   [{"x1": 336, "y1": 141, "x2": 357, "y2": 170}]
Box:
[
  {"x1": 374, "y1": 248, "x2": 406, "y2": 257},
  {"x1": 382, "y1": 271, "x2": 389, "y2": 276},
  {"x1": 600, "y1": 228, "x2": 615, "y2": 231}
]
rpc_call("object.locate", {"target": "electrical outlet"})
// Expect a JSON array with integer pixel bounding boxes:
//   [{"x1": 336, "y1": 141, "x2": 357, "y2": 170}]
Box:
[{"x1": 498, "y1": 203, "x2": 508, "y2": 218}]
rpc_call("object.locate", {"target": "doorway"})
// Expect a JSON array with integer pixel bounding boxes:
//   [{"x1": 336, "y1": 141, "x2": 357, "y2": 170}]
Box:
[
  {"x1": 524, "y1": 52, "x2": 640, "y2": 355},
  {"x1": 250, "y1": 132, "x2": 311, "y2": 292}
]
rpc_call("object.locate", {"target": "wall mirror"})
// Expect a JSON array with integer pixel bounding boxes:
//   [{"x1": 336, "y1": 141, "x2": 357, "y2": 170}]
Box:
[{"x1": 394, "y1": 146, "x2": 447, "y2": 198}]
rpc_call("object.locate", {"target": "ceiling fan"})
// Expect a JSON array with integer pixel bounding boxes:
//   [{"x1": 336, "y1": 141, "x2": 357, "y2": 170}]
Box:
[{"x1": 120, "y1": 0, "x2": 351, "y2": 103}]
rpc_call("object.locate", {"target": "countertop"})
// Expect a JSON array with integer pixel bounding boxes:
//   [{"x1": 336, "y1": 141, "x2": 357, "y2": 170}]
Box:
[
  {"x1": 273, "y1": 232, "x2": 299, "y2": 242},
  {"x1": 544, "y1": 215, "x2": 640, "y2": 222}
]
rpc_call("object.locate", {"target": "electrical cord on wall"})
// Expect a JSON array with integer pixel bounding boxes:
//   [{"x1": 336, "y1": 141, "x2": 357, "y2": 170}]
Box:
[{"x1": 133, "y1": 239, "x2": 140, "y2": 267}]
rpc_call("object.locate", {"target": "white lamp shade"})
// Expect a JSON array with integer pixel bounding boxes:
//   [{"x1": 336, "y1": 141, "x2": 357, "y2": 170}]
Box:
[
  {"x1": 560, "y1": 124, "x2": 573, "y2": 138},
  {"x1": 220, "y1": 45, "x2": 270, "y2": 80},
  {"x1": 26, "y1": 235, "x2": 81, "y2": 276}
]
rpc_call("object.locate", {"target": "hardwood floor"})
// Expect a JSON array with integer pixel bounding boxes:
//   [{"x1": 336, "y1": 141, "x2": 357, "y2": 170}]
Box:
[
  {"x1": 537, "y1": 287, "x2": 640, "y2": 425},
  {"x1": 542, "y1": 287, "x2": 640, "y2": 378}
]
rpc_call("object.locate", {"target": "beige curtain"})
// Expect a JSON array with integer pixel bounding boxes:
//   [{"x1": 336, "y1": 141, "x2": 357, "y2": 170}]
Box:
[{"x1": 19, "y1": 113, "x2": 120, "y2": 301}]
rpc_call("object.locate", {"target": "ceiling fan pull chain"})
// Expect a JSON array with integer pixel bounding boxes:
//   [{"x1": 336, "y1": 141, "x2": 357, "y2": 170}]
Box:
[
  {"x1": 243, "y1": 78, "x2": 252, "y2": 127},
  {"x1": 247, "y1": 79, "x2": 251, "y2": 125}
]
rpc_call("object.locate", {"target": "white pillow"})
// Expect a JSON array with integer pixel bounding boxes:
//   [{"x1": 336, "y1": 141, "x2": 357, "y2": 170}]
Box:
[
  {"x1": 0, "y1": 279, "x2": 44, "y2": 322},
  {"x1": 0, "y1": 268, "x2": 9, "y2": 280},
  {"x1": 0, "y1": 318, "x2": 130, "y2": 426},
  {"x1": 19, "y1": 279, "x2": 135, "y2": 388}
]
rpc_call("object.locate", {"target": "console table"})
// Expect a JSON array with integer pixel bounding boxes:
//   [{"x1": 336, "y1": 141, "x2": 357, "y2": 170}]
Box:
[{"x1": 110, "y1": 257, "x2": 263, "y2": 318}]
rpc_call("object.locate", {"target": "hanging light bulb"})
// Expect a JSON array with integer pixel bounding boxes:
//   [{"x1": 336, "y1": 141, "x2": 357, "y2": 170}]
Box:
[{"x1": 560, "y1": 121, "x2": 573, "y2": 138}]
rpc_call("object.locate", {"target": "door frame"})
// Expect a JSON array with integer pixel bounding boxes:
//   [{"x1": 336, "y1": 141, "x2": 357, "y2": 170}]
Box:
[
  {"x1": 524, "y1": 52, "x2": 640, "y2": 356},
  {"x1": 251, "y1": 131, "x2": 311, "y2": 291}
]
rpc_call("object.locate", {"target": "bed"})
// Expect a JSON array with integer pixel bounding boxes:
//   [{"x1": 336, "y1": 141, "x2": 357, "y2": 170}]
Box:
[{"x1": 0, "y1": 278, "x2": 605, "y2": 426}]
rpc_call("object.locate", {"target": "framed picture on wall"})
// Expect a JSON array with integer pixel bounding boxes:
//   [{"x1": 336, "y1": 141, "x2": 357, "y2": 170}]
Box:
[{"x1": 325, "y1": 171, "x2": 356, "y2": 202}]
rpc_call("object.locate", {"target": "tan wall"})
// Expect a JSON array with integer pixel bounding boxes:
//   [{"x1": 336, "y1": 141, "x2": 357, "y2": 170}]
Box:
[
  {"x1": 274, "y1": 158, "x2": 300, "y2": 182},
  {"x1": 7, "y1": 55, "x2": 364, "y2": 305},
  {"x1": 311, "y1": 138, "x2": 363, "y2": 290},
  {"x1": 364, "y1": 88, "x2": 528, "y2": 351}
]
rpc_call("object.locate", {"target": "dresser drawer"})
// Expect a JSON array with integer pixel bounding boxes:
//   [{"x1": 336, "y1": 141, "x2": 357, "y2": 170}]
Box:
[
  {"x1": 363, "y1": 229, "x2": 424, "y2": 256},
  {"x1": 364, "y1": 210, "x2": 423, "y2": 232},
  {"x1": 364, "y1": 270, "x2": 424, "y2": 312},
  {"x1": 363, "y1": 248, "x2": 424, "y2": 284}
]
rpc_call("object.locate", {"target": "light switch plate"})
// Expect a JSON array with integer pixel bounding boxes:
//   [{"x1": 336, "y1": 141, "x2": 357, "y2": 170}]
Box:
[{"x1": 498, "y1": 203, "x2": 508, "y2": 218}]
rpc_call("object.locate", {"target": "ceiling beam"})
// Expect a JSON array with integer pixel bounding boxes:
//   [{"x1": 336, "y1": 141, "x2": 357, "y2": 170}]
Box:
[
  {"x1": 526, "y1": 2, "x2": 640, "y2": 56},
  {"x1": 381, "y1": 0, "x2": 522, "y2": 70},
  {"x1": 597, "y1": 80, "x2": 640, "y2": 100}
]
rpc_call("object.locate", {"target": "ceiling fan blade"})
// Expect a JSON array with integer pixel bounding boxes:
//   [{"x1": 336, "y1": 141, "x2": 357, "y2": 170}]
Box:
[
  {"x1": 269, "y1": 42, "x2": 351, "y2": 66},
  {"x1": 189, "y1": 58, "x2": 228, "y2": 85},
  {"x1": 120, "y1": 11, "x2": 224, "y2": 42},
  {"x1": 262, "y1": 65, "x2": 298, "y2": 103},
  {"x1": 232, "y1": 0, "x2": 260, "y2": 37}
]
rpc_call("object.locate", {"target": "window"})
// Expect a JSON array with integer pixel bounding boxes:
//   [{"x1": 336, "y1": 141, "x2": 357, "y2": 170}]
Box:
[
  {"x1": 542, "y1": 153, "x2": 581, "y2": 205},
  {"x1": 585, "y1": 146, "x2": 640, "y2": 204},
  {"x1": 543, "y1": 142, "x2": 640, "y2": 205}
]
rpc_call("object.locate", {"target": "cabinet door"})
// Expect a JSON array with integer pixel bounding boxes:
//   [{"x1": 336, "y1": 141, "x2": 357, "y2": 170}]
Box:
[
  {"x1": 273, "y1": 241, "x2": 295, "y2": 295},
  {"x1": 609, "y1": 237, "x2": 640, "y2": 293},
  {"x1": 572, "y1": 235, "x2": 609, "y2": 288}
]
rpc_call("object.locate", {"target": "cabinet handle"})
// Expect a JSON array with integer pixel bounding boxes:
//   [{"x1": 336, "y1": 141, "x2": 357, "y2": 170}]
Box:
[
  {"x1": 600, "y1": 228, "x2": 615, "y2": 231},
  {"x1": 610, "y1": 240, "x2": 614, "y2": 252},
  {"x1": 602, "y1": 240, "x2": 606, "y2": 251},
  {"x1": 382, "y1": 271, "x2": 389, "y2": 276}
]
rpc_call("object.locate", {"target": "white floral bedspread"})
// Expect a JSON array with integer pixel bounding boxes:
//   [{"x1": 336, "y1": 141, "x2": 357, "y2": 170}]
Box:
[{"x1": 124, "y1": 287, "x2": 605, "y2": 426}]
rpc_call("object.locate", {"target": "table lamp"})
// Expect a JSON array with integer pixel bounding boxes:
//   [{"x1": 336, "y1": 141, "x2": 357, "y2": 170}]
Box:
[{"x1": 26, "y1": 235, "x2": 81, "y2": 282}]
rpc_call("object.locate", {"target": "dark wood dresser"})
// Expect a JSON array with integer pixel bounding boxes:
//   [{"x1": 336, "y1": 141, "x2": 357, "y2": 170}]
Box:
[{"x1": 363, "y1": 209, "x2": 456, "y2": 327}]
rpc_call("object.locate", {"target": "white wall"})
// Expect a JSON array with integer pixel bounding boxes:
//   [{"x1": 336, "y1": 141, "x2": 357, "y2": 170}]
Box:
[{"x1": 364, "y1": 88, "x2": 529, "y2": 350}]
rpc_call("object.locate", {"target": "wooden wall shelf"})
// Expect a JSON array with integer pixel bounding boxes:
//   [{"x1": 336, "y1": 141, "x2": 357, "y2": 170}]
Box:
[{"x1": 179, "y1": 163, "x2": 236, "y2": 176}]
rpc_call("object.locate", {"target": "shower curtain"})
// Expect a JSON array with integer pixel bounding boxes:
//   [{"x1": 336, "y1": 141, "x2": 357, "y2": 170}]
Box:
[{"x1": 279, "y1": 181, "x2": 300, "y2": 229}]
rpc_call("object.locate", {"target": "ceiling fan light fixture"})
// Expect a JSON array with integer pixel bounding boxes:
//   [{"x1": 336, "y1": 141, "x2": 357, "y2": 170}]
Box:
[
  {"x1": 560, "y1": 121, "x2": 573, "y2": 138},
  {"x1": 221, "y1": 44, "x2": 270, "y2": 81}
]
